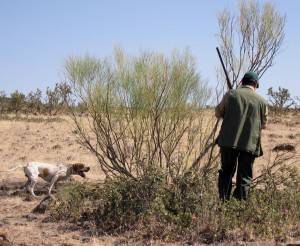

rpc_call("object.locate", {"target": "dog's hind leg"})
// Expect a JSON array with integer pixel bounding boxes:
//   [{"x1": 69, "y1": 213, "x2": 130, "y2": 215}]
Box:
[{"x1": 48, "y1": 175, "x2": 59, "y2": 196}]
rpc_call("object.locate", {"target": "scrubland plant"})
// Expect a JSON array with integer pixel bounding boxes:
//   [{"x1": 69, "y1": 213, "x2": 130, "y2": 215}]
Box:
[
  {"x1": 45, "y1": 82, "x2": 72, "y2": 115},
  {"x1": 267, "y1": 87, "x2": 295, "y2": 114},
  {"x1": 0, "y1": 82, "x2": 73, "y2": 116},
  {"x1": 65, "y1": 48, "x2": 214, "y2": 181},
  {"x1": 26, "y1": 88, "x2": 43, "y2": 114},
  {"x1": 217, "y1": 0, "x2": 285, "y2": 88},
  {"x1": 0, "y1": 91, "x2": 7, "y2": 115},
  {"x1": 10, "y1": 90, "x2": 26, "y2": 116},
  {"x1": 253, "y1": 149, "x2": 300, "y2": 190}
]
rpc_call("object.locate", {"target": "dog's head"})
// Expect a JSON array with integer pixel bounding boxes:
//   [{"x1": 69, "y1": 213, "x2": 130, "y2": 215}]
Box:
[{"x1": 71, "y1": 163, "x2": 90, "y2": 178}]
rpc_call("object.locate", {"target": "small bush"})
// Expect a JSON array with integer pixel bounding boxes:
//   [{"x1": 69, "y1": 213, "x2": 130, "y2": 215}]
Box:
[
  {"x1": 10, "y1": 90, "x2": 25, "y2": 115},
  {"x1": 65, "y1": 48, "x2": 214, "y2": 181},
  {"x1": 267, "y1": 87, "x2": 295, "y2": 114},
  {"x1": 26, "y1": 88, "x2": 43, "y2": 114}
]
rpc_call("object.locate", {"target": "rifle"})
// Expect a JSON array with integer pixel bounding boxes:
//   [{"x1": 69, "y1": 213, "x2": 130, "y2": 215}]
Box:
[
  {"x1": 216, "y1": 47, "x2": 232, "y2": 90},
  {"x1": 190, "y1": 47, "x2": 232, "y2": 169}
]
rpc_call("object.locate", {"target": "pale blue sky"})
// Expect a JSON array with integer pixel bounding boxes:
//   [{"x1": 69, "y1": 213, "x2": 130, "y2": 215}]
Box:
[{"x1": 0, "y1": 0, "x2": 299, "y2": 98}]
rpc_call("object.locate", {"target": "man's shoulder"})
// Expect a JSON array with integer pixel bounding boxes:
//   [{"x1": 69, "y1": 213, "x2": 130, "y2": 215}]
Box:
[
  {"x1": 251, "y1": 92, "x2": 268, "y2": 105},
  {"x1": 234, "y1": 87, "x2": 267, "y2": 105}
]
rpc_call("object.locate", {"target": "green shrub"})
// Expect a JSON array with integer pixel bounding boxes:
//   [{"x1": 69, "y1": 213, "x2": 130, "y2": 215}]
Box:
[{"x1": 65, "y1": 48, "x2": 214, "y2": 181}]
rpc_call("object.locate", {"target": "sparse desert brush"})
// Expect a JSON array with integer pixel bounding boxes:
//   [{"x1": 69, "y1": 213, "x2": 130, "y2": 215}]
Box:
[
  {"x1": 49, "y1": 152, "x2": 300, "y2": 243},
  {"x1": 49, "y1": 147, "x2": 300, "y2": 243},
  {"x1": 65, "y1": 47, "x2": 215, "y2": 182},
  {"x1": 267, "y1": 87, "x2": 296, "y2": 115}
]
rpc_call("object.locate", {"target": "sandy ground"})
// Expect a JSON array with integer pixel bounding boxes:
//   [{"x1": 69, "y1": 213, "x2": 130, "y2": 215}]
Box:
[{"x1": 0, "y1": 113, "x2": 299, "y2": 246}]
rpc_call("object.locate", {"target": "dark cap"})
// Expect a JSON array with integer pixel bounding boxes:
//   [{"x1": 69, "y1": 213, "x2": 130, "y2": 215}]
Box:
[{"x1": 242, "y1": 71, "x2": 259, "y2": 88}]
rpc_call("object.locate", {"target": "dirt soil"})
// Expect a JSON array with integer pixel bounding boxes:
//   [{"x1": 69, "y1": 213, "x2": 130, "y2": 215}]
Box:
[{"x1": 0, "y1": 113, "x2": 299, "y2": 246}]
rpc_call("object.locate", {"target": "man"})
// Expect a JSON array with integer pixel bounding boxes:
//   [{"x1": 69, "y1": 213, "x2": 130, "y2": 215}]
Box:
[{"x1": 215, "y1": 71, "x2": 268, "y2": 200}]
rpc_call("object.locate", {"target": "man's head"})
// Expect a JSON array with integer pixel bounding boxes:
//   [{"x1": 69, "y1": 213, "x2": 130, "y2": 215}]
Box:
[{"x1": 241, "y1": 71, "x2": 259, "y2": 89}]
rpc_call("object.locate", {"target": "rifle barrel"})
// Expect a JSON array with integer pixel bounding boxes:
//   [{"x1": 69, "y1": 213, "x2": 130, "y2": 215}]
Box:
[{"x1": 216, "y1": 47, "x2": 232, "y2": 90}]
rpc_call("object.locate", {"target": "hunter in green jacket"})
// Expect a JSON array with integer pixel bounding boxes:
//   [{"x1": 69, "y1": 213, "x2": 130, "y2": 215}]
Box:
[{"x1": 215, "y1": 71, "x2": 268, "y2": 200}]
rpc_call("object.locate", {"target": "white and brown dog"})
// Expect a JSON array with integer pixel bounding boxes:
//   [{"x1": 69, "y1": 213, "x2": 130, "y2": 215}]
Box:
[{"x1": 1, "y1": 162, "x2": 90, "y2": 197}]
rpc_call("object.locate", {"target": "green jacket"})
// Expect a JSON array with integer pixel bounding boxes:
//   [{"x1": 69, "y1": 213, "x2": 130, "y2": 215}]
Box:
[{"x1": 216, "y1": 86, "x2": 268, "y2": 156}]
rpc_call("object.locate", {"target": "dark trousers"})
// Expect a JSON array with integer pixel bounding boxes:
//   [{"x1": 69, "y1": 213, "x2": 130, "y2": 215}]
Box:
[{"x1": 218, "y1": 146, "x2": 256, "y2": 200}]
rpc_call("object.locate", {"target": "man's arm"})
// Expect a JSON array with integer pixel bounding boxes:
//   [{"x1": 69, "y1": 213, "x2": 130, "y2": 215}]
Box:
[
  {"x1": 261, "y1": 105, "x2": 268, "y2": 129},
  {"x1": 215, "y1": 92, "x2": 230, "y2": 118}
]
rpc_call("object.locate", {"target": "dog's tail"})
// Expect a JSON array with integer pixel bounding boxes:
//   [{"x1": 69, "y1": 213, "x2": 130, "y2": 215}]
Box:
[{"x1": 0, "y1": 165, "x2": 24, "y2": 172}]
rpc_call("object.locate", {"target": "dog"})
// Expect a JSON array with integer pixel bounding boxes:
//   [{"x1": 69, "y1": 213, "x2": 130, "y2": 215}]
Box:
[{"x1": 1, "y1": 162, "x2": 90, "y2": 197}]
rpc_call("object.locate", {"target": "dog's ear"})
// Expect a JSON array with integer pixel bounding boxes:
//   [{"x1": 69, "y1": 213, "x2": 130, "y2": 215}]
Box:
[{"x1": 72, "y1": 163, "x2": 85, "y2": 171}]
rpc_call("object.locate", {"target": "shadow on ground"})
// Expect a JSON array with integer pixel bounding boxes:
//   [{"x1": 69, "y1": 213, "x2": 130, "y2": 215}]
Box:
[{"x1": 0, "y1": 180, "x2": 51, "y2": 198}]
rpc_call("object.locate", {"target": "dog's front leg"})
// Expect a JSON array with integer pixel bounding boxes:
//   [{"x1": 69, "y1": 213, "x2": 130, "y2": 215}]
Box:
[
  {"x1": 27, "y1": 179, "x2": 38, "y2": 197},
  {"x1": 48, "y1": 175, "x2": 59, "y2": 196}
]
